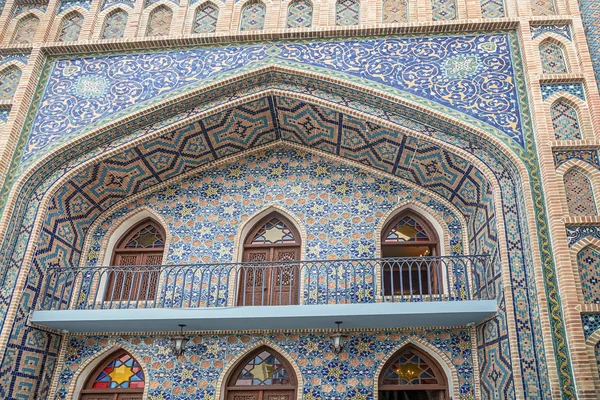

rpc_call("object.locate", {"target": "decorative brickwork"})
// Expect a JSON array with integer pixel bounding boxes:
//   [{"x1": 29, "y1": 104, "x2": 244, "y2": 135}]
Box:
[
  {"x1": 286, "y1": 0, "x2": 312, "y2": 28},
  {"x1": 0, "y1": 66, "x2": 21, "y2": 101},
  {"x1": 101, "y1": 9, "x2": 128, "y2": 39},
  {"x1": 539, "y1": 41, "x2": 568, "y2": 74},
  {"x1": 335, "y1": 0, "x2": 359, "y2": 26},
  {"x1": 431, "y1": 0, "x2": 456, "y2": 21},
  {"x1": 11, "y1": 14, "x2": 40, "y2": 44},
  {"x1": 57, "y1": 11, "x2": 84, "y2": 42},
  {"x1": 193, "y1": 3, "x2": 218, "y2": 33},
  {"x1": 480, "y1": 0, "x2": 504, "y2": 18},
  {"x1": 550, "y1": 101, "x2": 582, "y2": 140},
  {"x1": 146, "y1": 6, "x2": 173, "y2": 37},
  {"x1": 578, "y1": 246, "x2": 600, "y2": 304},
  {"x1": 239, "y1": 0, "x2": 266, "y2": 31},
  {"x1": 564, "y1": 168, "x2": 598, "y2": 216},
  {"x1": 382, "y1": 0, "x2": 407, "y2": 23},
  {"x1": 531, "y1": 0, "x2": 556, "y2": 16},
  {"x1": 531, "y1": 24, "x2": 572, "y2": 41}
]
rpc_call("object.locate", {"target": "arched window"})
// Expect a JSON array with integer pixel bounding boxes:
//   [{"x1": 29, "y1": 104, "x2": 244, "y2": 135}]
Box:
[
  {"x1": 105, "y1": 219, "x2": 165, "y2": 302},
  {"x1": 382, "y1": 0, "x2": 407, "y2": 23},
  {"x1": 539, "y1": 41, "x2": 568, "y2": 74},
  {"x1": 0, "y1": 67, "x2": 22, "y2": 101},
  {"x1": 238, "y1": 212, "x2": 301, "y2": 306},
  {"x1": 57, "y1": 11, "x2": 84, "y2": 42},
  {"x1": 480, "y1": 0, "x2": 505, "y2": 18},
  {"x1": 239, "y1": 0, "x2": 266, "y2": 31},
  {"x1": 381, "y1": 211, "x2": 441, "y2": 296},
  {"x1": 531, "y1": 0, "x2": 556, "y2": 16},
  {"x1": 226, "y1": 347, "x2": 297, "y2": 400},
  {"x1": 146, "y1": 5, "x2": 173, "y2": 37},
  {"x1": 431, "y1": 0, "x2": 456, "y2": 21},
  {"x1": 379, "y1": 345, "x2": 448, "y2": 400},
  {"x1": 80, "y1": 350, "x2": 144, "y2": 399},
  {"x1": 550, "y1": 100, "x2": 582, "y2": 140},
  {"x1": 101, "y1": 9, "x2": 128, "y2": 39},
  {"x1": 336, "y1": 0, "x2": 359, "y2": 26},
  {"x1": 12, "y1": 14, "x2": 40, "y2": 44},
  {"x1": 286, "y1": 0, "x2": 312, "y2": 28},
  {"x1": 577, "y1": 246, "x2": 600, "y2": 304},
  {"x1": 193, "y1": 2, "x2": 219, "y2": 33},
  {"x1": 564, "y1": 168, "x2": 598, "y2": 216}
]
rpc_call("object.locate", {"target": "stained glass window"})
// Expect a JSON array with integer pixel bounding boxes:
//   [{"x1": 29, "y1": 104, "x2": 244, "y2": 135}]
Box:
[
  {"x1": 123, "y1": 224, "x2": 165, "y2": 248},
  {"x1": 384, "y1": 216, "x2": 431, "y2": 242},
  {"x1": 234, "y1": 350, "x2": 291, "y2": 385},
  {"x1": 91, "y1": 352, "x2": 145, "y2": 389},
  {"x1": 381, "y1": 349, "x2": 440, "y2": 385},
  {"x1": 250, "y1": 217, "x2": 296, "y2": 244}
]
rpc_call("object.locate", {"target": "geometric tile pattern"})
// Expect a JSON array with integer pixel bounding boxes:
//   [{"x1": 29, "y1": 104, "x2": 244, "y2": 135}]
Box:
[
  {"x1": 531, "y1": 0, "x2": 556, "y2": 16},
  {"x1": 145, "y1": 0, "x2": 179, "y2": 8},
  {"x1": 583, "y1": 313, "x2": 600, "y2": 339},
  {"x1": 101, "y1": 0, "x2": 135, "y2": 10},
  {"x1": 596, "y1": 343, "x2": 600, "y2": 378},
  {"x1": 541, "y1": 83, "x2": 585, "y2": 101},
  {"x1": 101, "y1": 9, "x2": 128, "y2": 39},
  {"x1": 554, "y1": 149, "x2": 600, "y2": 169},
  {"x1": 57, "y1": 0, "x2": 92, "y2": 13},
  {"x1": 11, "y1": 14, "x2": 40, "y2": 44},
  {"x1": 578, "y1": 246, "x2": 600, "y2": 304},
  {"x1": 335, "y1": 0, "x2": 359, "y2": 26},
  {"x1": 480, "y1": 0, "x2": 505, "y2": 18},
  {"x1": 539, "y1": 41, "x2": 568, "y2": 74},
  {"x1": 239, "y1": 1, "x2": 266, "y2": 31},
  {"x1": 579, "y1": 0, "x2": 600, "y2": 91},
  {"x1": 432, "y1": 0, "x2": 457, "y2": 21},
  {"x1": 567, "y1": 225, "x2": 600, "y2": 247},
  {"x1": 0, "y1": 109, "x2": 9, "y2": 122},
  {"x1": 57, "y1": 11, "x2": 84, "y2": 42},
  {"x1": 286, "y1": 0, "x2": 312, "y2": 28},
  {"x1": 0, "y1": 67, "x2": 21, "y2": 101},
  {"x1": 146, "y1": 5, "x2": 172, "y2": 37},
  {"x1": 13, "y1": 2, "x2": 47, "y2": 15},
  {"x1": 0, "y1": 53, "x2": 28, "y2": 67},
  {"x1": 564, "y1": 168, "x2": 598, "y2": 216},
  {"x1": 382, "y1": 0, "x2": 407, "y2": 23},
  {"x1": 531, "y1": 24, "x2": 572, "y2": 41},
  {"x1": 550, "y1": 101, "x2": 582, "y2": 140},
  {"x1": 193, "y1": 3, "x2": 218, "y2": 33}
]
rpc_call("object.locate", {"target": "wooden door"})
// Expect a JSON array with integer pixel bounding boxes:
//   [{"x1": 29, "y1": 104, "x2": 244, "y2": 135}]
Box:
[
  {"x1": 227, "y1": 391, "x2": 260, "y2": 400},
  {"x1": 270, "y1": 248, "x2": 300, "y2": 306},
  {"x1": 227, "y1": 390, "x2": 295, "y2": 400},
  {"x1": 262, "y1": 390, "x2": 296, "y2": 400},
  {"x1": 106, "y1": 252, "x2": 162, "y2": 302}
]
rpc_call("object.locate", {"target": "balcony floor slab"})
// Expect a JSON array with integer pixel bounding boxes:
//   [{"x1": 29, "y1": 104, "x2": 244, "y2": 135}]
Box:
[{"x1": 31, "y1": 301, "x2": 497, "y2": 333}]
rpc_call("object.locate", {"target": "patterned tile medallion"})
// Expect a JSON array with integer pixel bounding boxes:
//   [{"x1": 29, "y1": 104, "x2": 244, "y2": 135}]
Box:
[
  {"x1": 531, "y1": 24, "x2": 571, "y2": 41},
  {"x1": 540, "y1": 83, "x2": 585, "y2": 101},
  {"x1": 582, "y1": 313, "x2": 600, "y2": 339},
  {"x1": 567, "y1": 226, "x2": 600, "y2": 247},
  {"x1": 57, "y1": 0, "x2": 92, "y2": 13}
]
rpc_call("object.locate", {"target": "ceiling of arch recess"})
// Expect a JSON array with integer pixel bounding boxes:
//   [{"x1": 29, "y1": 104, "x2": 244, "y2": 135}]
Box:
[{"x1": 24, "y1": 31, "x2": 524, "y2": 167}]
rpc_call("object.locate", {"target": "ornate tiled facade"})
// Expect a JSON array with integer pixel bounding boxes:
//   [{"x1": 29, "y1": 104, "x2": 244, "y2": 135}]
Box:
[
  {"x1": 480, "y1": 0, "x2": 504, "y2": 18},
  {"x1": 539, "y1": 41, "x2": 569, "y2": 74},
  {"x1": 193, "y1": 3, "x2": 219, "y2": 33},
  {"x1": 578, "y1": 246, "x2": 600, "y2": 304},
  {"x1": 550, "y1": 100, "x2": 582, "y2": 140},
  {"x1": 541, "y1": 83, "x2": 585, "y2": 102},
  {"x1": 101, "y1": 8, "x2": 128, "y2": 38},
  {"x1": 0, "y1": 66, "x2": 21, "y2": 101},
  {"x1": 286, "y1": 0, "x2": 312, "y2": 28},
  {"x1": 335, "y1": 0, "x2": 359, "y2": 26},
  {"x1": 56, "y1": 11, "x2": 84, "y2": 42},
  {"x1": 431, "y1": 0, "x2": 456, "y2": 21},
  {"x1": 11, "y1": 14, "x2": 39, "y2": 44},
  {"x1": 531, "y1": 0, "x2": 556, "y2": 16},
  {"x1": 564, "y1": 168, "x2": 598, "y2": 216},
  {"x1": 382, "y1": 0, "x2": 407, "y2": 23},
  {"x1": 146, "y1": 5, "x2": 173, "y2": 37}
]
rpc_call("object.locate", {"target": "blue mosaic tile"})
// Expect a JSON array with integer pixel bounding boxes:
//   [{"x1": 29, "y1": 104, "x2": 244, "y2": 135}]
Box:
[
  {"x1": 540, "y1": 83, "x2": 585, "y2": 101},
  {"x1": 13, "y1": 2, "x2": 47, "y2": 15},
  {"x1": 57, "y1": 0, "x2": 91, "y2": 13},
  {"x1": 0, "y1": 53, "x2": 28, "y2": 67},
  {"x1": 100, "y1": 0, "x2": 134, "y2": 11},
  {"x1": 0, "y1": 109, "x2": 9, "y2": 122},
  {"x1": 582, "y1": 313, "x2": 600, "y2": 339},
  {"x1": 531, "y1": 24, "x2": 572, "y2": 41},
  {"x1": 579, "y1": 0, "x2": 600, "y2": 91},
  {"x1": 566, "y1": 226, "x2": 600, "y2": 247},
  {"x1": 553, "y1": 149, "x2": 600, "y2": 168}
]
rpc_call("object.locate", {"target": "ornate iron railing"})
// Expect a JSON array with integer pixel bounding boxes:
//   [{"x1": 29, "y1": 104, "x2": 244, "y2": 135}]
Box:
[{"x1": 38, "y1": 256, "x2": 493, "y2": 311}]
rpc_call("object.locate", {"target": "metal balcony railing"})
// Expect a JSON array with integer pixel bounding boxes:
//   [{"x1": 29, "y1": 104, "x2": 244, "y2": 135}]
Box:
[{"x1": 38, "y1": 256, "x2": 493, "y2": 311}]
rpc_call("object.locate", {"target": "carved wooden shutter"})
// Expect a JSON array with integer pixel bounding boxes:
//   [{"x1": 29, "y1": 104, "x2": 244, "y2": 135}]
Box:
[
  {"x1": 239, "y1": 249, "x2": 269, "y2": 306},
  {"x1": 228, "y1": 391, "x2": 259, "y2": 400},
  {"x1": 271, "y1": 248, "x2": 300, "y2": 305}
]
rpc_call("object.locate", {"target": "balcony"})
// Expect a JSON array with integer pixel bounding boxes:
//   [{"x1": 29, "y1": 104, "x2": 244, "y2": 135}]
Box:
[{"x1": 31, "y1": 256, "x2": 497, "y2": 333}]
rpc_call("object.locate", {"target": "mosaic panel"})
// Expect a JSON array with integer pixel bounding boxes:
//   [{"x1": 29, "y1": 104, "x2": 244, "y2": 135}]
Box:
[
  {"x1": 286, "y1": 0, "x2": 312, "y2": 28},
  {"x1": 582, "y1": 313, "x2": 600, "y2": 339},
  {"x1": 553, "y1": 149, "x2": 600, "y2": 169},
  {"x1": 578, "y1": 246, "x2": 600, "y2": 303},
  {"x1": 540, "y1": 83, "x2": 585, "y2": 101},
  {"x1": 580, "y1": 0, "x2": 600, "y2": 91},
  {"x1": 564, "y1": 168, "x2": 598, "y2": 216},
  {"x1": 0, "y1": 67, "x2": 21, "y2": 101},
  {"x1": 539, "y1": 41, "x2": 568, "y2": 74},
  {"x1": 55, "y1": 329, "x2": 476, "y2": 400},
  {"x1": 101, "y1": 0, "x2": 134, "y2": 10},
  {"x1": 335, "y1": 0, "x2": 359, "y2": 26},
  {"x1": 193, "y1": 3, "x2": 218, "y2": 33},
  {"x1": 101, "y1": 9, "x2": 128, "y2": 39},
  {"x1": 145, "y1": 0, "x2": 178, "y2": 7},
  {"x1": 13, "y1": 2, "x2": 47, "y2": 15},
  {"x1": 0, "y1": 53, "x2": 28, "y2": 67},
  {"x1": 531, "y1": 0, "x2": 556, "y2": 16},
  {"x1": 432, "y1": 0, "x2": 456, "y2": 21},
  {"x1": 480, "y1": 0, "x2": 504, "y2": 18},
  {"x1": 57, "y1": 11, "x2": 84, "y2": 42},
  {"x1": 57, "y1": 0, "x2": 91, "y2": 13},
  {"x1": 550, "y1": 101, "x2": 582, "y2": 140},
  {"x1": 567, "y1": 226, "x2": 600, "y2": 247},
  {"x1": 382, "y1": 0, "x2": 407, "y2": 23},
  {"x1": 531, "y1": 24, "x2": 571, "y2": 41},
  {"x1": 0, "y1": 109, "x2": 9, "y2": 122},
  {"x1": 239, "y1": 1, "x2": 266, "y2": 31},
  {"x1": 146, "y1": 5, "x2": 172, "y2": 37},
  {"x1": 11, "y1": 14, "x2": 40, "y2": 44}
]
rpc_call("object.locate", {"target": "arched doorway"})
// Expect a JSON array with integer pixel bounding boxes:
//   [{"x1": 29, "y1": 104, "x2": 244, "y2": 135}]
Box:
[
  {"x1": 238, "y1": 212, "x2": 301, "y2": 306},
  {"x1": 79, "y1": 350, "x2": 145, "y2": 399},
  {"x1": 380, "y1": 211, "x2": 441, "y2": 296},
  {"x1": 225, "y1": 347, "x2": 297, "y2": 400},
  {"x1": 105, "y1": 218, "x2": 166, "y2": 302},
  {"x1": 378, "y1": 345, "x2": 448, "y2": 400}
]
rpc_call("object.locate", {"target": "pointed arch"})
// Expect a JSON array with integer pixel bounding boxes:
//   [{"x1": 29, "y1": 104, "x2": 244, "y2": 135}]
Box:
[
  {"x1": 563, "y1": 167, "x2": 598, "y2": 217},
  {"x1": 577, "y1": 244, "x2": 600, "y2": 304},
  {"x1": 146, "y1": 5, "x2": 173, "y2": 37},
  {"x1": 550, "y1": 99, "x2": 582, "y2": 140},
  {"x1": 0, "y1": 66, "x2": 22, "y2": 101},
  {"x1": 12, "y1": 14, "x2": 40, "y2": 44},
  {"x1": 480, "y1": 0, "x2": 505, "y2": 18},
  {"x1": 57, "y1": 11, "x2": 84, "y2": 42},
  {"x1": 335, "y1": 0, "x2": 359, "y2": 26},
  {"x1": 431, "y1": 0, "x2": 457, "y2": 21},
  {"x1": 382, "y1": 0, "x2": 407, "y2": 23},
  {"x1": 239, "y1": 0, "x2": 266, "y2": 31},
  {"x1": 101, "y1": 8, "x2": 128, "y2": 39},
  {"x1": 286, "y1": 0, "x2": 312, "y2": 28},
  {"x1": 539, "y1": 39, "x2": 569, "y2": 74},
  {"x1": 531, "y1": 0, "x2": 556, "y2": 16},
  {"x1": 192, "y1": 2, "x2": 219, "y2": 33}
]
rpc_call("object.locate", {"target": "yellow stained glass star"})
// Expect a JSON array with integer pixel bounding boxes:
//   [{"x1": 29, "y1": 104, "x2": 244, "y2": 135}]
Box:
[
  {"x1": 249, "y1": 363, "x2": 274, "y2": 382},
  {"x1": 263, "y1": 226, "x2": 284, "y2": 243},
  {"x1": 137, "y1": 231, "x2": 158, "y2": 247},
  {"x1": 108, "y1": 364, "x2": 133, "y2": 385}
]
